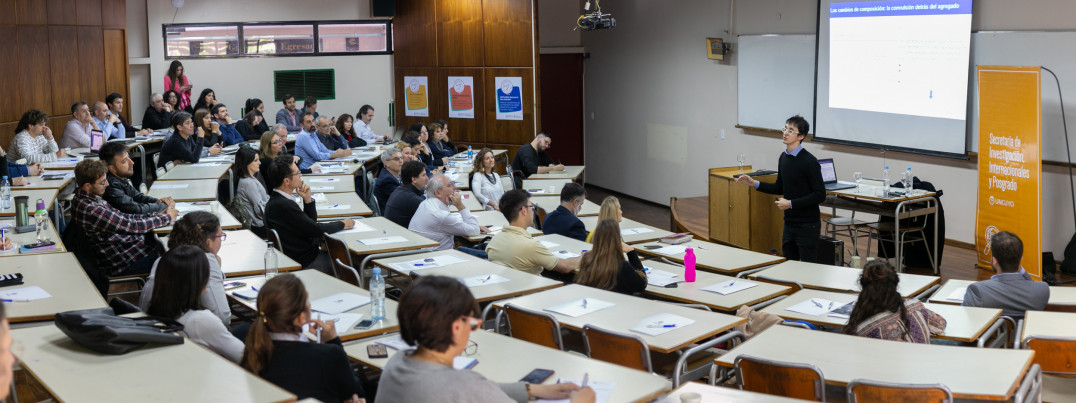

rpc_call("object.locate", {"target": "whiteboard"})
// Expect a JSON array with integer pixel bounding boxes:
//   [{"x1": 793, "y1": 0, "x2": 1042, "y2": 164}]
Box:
[
  {"x1": 970, "y1": 31, "x2": 1076, "y2": 163},
  {"x1": 736, "y1": 34, "x2": 816, "y2": 132}
]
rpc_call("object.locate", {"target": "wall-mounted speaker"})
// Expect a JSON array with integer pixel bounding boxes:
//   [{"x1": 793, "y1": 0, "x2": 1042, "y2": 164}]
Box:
[{"x1": 372, "y1": 0, "x2": 395, "y2": 17}]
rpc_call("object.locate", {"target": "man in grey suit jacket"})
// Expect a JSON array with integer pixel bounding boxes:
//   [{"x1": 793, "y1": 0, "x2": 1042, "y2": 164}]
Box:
[{"x1": 963, "y1": 231, "x2": 1050, "y2": 319}]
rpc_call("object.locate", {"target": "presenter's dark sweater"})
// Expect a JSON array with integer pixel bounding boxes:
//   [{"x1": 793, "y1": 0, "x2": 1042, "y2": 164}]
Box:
[
  {"x1": 258, "y1": 337, "x2": 364, "y2": 403},
  {"x1": 755, "y1": 148, "x2": 826, "y2": 224}
]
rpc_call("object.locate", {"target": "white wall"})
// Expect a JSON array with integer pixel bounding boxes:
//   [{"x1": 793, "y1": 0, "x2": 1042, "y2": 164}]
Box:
[
  {"x1": 580, "y1": 0, "x2": 1076, "y2": 254},
  {"x1": 127, "y1": 0, "x2": 394, "y2": 137}
]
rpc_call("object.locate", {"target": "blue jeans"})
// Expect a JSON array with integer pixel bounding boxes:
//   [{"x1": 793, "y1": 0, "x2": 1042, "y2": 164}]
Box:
[{"x1": 457, "y1": 246, "x2": 488, "y2": 259}]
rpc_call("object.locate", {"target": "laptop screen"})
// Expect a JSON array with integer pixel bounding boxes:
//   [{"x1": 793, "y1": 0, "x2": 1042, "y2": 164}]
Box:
[
  {"x1": 90, "y1": 130, "x2": 104, "y2": 152},
  {"x1": 818, "y1": 158, "x2": 838, "y2": 183}
]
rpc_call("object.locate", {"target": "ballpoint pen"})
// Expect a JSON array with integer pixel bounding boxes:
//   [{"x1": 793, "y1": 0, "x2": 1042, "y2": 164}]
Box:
[
  {"x1": 581, "y1": 373, "x2": 589, "y2": 388},
  {"x1": 811, "y1": 299, "x2": 823, "y2": 308},
  {"x1": 581, "y1": 298, "x2": 588, "y2": 308},
  {"x1": 725, "y1": 281, "x2": 735, "y2": 287}
]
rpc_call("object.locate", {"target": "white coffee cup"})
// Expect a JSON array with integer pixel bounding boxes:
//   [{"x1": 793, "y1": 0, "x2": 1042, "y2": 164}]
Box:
[{"x1": 679, "y1": 392, "x2": 702, "y2": 403}]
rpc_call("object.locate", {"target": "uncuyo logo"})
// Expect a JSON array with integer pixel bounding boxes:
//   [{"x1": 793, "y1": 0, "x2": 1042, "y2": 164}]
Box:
[{"x1": 983, "y1": 225, "x2": 999, "y2": 255}]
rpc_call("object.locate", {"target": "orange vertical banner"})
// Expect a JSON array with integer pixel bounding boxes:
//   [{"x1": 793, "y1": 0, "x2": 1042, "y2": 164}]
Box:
[{"x1": 975, "y1": 66, "x2": 1042, "y2": 280}]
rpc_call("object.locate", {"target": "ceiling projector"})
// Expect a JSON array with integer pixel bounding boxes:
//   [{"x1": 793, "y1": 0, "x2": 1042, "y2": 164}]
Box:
[{"x1": 575, "y1": 1, "x2": 615, "y2": 31}]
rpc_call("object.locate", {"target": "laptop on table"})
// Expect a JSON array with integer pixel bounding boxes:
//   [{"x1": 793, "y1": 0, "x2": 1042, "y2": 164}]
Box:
[
  {"x1": 83, "y1": 130, "x2": 105, "y2": 156},
  {"x1": 818, "y1": 158, "x2": 856, "y2": 191}
]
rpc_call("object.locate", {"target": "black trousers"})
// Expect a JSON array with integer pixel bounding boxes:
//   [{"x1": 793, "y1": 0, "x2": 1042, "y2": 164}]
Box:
[{"x1": 782, "y1": 221, "x2": 820, "y2": 262}]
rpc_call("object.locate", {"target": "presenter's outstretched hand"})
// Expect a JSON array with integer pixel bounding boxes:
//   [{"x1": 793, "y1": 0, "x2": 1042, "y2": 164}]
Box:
[{"x1": 734, "y1": 174, "x2": 755, "y2": 187}]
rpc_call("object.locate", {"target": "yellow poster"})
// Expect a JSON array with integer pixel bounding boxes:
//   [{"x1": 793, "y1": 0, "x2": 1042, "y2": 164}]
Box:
[
  {"x1": 975, "y1": 66, "x2": 1041, "y2": 279},
  {"x1": 404, "y1": 76, "x2": 428, "y2": 117}
]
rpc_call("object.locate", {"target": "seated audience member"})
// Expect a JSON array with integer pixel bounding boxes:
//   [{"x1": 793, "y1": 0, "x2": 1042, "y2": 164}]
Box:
[
  {"x1": 487, "y1": 189, "x2": 580, "y2": 277},
  {"x1": 245, "y1": 98, "x2": 271, "y2": 134},
  {"x1": 192, "y1": 88, "x2": 216, "y2": 114},
  {"x1": 264, "y1": 155, "x2": 354, "y2": 273},
  {"x1": 142, "y1": 93, "x2": 174, "y2": 131},
  {"x1": 409, "y1": 174, "x2": 489, "y2": 251},
  {"x1": 511, "y1": 131, "x2": 564, "y2": 179},
  {"x1": 236, "y1": 110, "x2": 264, "y2": 142},
  {"x1": 212, "y1": 103, "x2": 243, "y2": 146},
  {"x1": 259, "y1": 126, "x2": 319, "y2": 183},
  {"x1": 59, "y1": 102, "x2": 102, "y2": 149},
  {"x1": 376, "y1": 275, "x2": 593, "y2": 403},
  {"x1": 0, "y1": 144, "x2": 41, "y2": 186},
  {"x1": 963, "y1": 231, "x2": 1049, "y2": 319},
  {"x1": 146, "y1": 245, "x2": 244, "y2": 363},
  {"x1": 470, "y1": 148, "x2": 504, "y2": 211},
  {"x1": 355, "y1": 105, "x2": 389, "y2": 143},
  {"x1": 194, "y1": 108, "x2": 222, "y2": 148},
  {"x1": 235, "y1": 147, "x2": 270, "y2": 238},
  {"x1": 140, "y1": 212, "x2": 230, "y2": 325},
  {"x1": 301, "y1": 96, "x2": 319, "y2": 120},
  {"x1": 844, "y1": 261, "x2": 946, "y2": 343},
  {"x1": 374, "y1": 149, "x2": 403, "y2": 212},
  {"x1": 384, "y1": 160, "x2": 429, "y2": 228},
  {"x1": 100, "y1": 142, "x2": 172, "y2": 214},
  {"x1": 106, "y1": 92, "x2": 151, "y2": 137},
  {"x1": 8, "y1": 109, "x2": 64, "y2": 163},
  {"x1": 410, "y1": 123, "x2": 447, "y2": 167},
  {"x1": 587, "y1": 196, "x2": 622, "y2": 242},
  {"x1": 91, "y1": 101, "x2": 121, "y2": 140},
  {"x1": 335, "y1": 113, "x2": 366, "y2": 148},
  {"x1": 275, "y1": 94, "x2": 301, "y2": 133},
  {"x1": 71, "y1": 160, "x2": 177, "y2": 276},
  {"x1": 576, "y1": 219, "x2": 646, "y2": 295},
  {"x1": 395, "y1": 141, "x2": 415, "y2": 162},
  {"x1": 428, "y1": 122, "x2": 455, "y2": 161},
  {"x1": 159, "y1": 112, "x2": 210, "y2": 165},
  {"x1": 434, "y1": 119, "x2": 457, "y2": 154},
  {"x1": 295, "y1": 113, "x2": 351, "y2": 170},
  {"x1": 541, "y1": 183, "x2": 588, "y2": 242},
  {"x1": 402, "y1": 136, "x2": 437, "y2": 176},
  {"x1": 314, "y1": 115, "x2": 348, "y2": 151},
  {"x1": 164, "y1": 90, "x2": 185, "y2": 114},
  {"x1": 241, "y1": 274, "x2": 365, "y2": 403}
]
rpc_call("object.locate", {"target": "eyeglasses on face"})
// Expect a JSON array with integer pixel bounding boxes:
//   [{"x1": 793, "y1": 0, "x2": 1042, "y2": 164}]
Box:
[
  {"x1": 782, "y1": 127, "x2": 799, "y2": 134},
  {"x1": 214, "y1": 232, "x2": 228, "y2": 242}
]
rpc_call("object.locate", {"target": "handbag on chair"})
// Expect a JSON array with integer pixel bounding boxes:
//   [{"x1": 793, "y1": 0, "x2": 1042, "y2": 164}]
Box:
[{"x1": 54, "y1": 308, "x2": 185, "y2": 355}]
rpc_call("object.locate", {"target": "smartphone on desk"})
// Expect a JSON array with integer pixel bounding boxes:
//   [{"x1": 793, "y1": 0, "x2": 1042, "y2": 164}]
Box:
[
  {"x1": 520, "y1": 368, "x2": 554, "y2": 384},
  {"x1": 354, "y1": 319, "x2": 376, "y2": 330}
]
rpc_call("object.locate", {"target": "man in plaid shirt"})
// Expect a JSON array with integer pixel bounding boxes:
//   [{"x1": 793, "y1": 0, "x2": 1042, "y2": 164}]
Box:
[{"x1": 71, "y1": 160, "x2": 178, "y2": 276}]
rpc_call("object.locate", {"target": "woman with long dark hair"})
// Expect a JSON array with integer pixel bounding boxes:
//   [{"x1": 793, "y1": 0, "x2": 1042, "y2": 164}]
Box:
[
  {"x1": 163, "y1": 90, "x2": 182, "y2": 113},
  {"x1": 334, "y1": 113, "x2": 366, "y2": 148},
  {"x1": 164, "y1": 60, "x2": 192, "y2": 112},
  {"x1": 844, "y1": 261, "x2": 946, "y2": 343},
  {"x1": 427, "y1": 122, "x2": 454, "y2": 161},
  {"x1": 576, "y1": 219, "x2": 647, "y2": 294},
  {"x1": 193, "y1": 88, "x2": 216, "y2": 114},
  {"x1": 147, "y1": 245, "x2": 244, "y2": 362},
  {"x1": 241, "y1": 274, "x2": 366, "y2": 403},
  {"x1": 236, "y1": 110, "x2": 264, "y2": 142},
  {"x1": 194, "y1": 108, "x2": 222, "y2": 148},
  {"x1": 235, "y1": 146, "x2": 269, "y2": 237},
  {"x1": 245, "y1": 98, "x2": 270, "y2": 134},
  {"x1": 140, "y1": 211, "x2": 230, "y2": 324}
]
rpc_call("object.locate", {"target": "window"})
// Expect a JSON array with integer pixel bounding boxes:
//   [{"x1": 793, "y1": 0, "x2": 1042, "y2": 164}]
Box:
[{"x1": 164, "y1": 20, "x2": 391, "y2": 59}]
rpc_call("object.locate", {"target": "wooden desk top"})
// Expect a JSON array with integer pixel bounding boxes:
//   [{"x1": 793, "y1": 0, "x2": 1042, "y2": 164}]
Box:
[
  {"x1": 493, "y1": 284, "x2": 745, "y2": 354},
  {"x1": 305, "y1": 175, "x2": 356, "y2": 193},
  {"x1": 154, "y1": 201, "x2": 241, "y2": 234},
  {"x1": 715, "y1": 325, "x2": 1035, "y2": 400},
  {"x1": 531, "y1": 195, "x2": 599, "y2": 217},
  {"x1": 657, "y1": 381, "x2": 805, "y2": 403},
  {"x1": 215, "y1": 230, "x2": 303, "y2": 277},
  {"x1": 147, "y1": 179, "x2": 218, "y2": 202},
  {"x1": 0, "y1": 218, "x2": 66, "y2": 256},
  {"x1": 13, "y1": 325, "x2": 295, "y2": 402},
  {"x1": 15, "y1": 174, "x2": 73, "y2": 190},
  {"x1": 1, "y1": 253, "x2": 107, "y2": 322},
  {"x1": 642, "y1": 261, "x2": 792, "y2": 313},
  {"x1": 0, "y1": 189, "x2": 58, "y2": 217},
  {"x1": 314, "y1": 192, "x2": 373, "y2": 218},
  {"x1": 466, "y1": 211, "x2": 541, "y2": 242},
  {"x1": 527, "y1": 165, "x2": 585, "y2": 180},
  {"x1": 156, "y1": 162, "x2": 232, "y2": 181},
  {"x1": 748, "y1": 260, "x2": 939, "y2": 297},
  {"x1": 346, "y1": 330, "x2": 671, "y2": 403},
  {"x1": 580, "y1": 216, "x2": 675, "y2": 244},
  {"x1": 372, "y1": 249, "x2": 561, "y2": 302},
  {"x1": 230, "y1": 270, "x2": 399, "y2": 341},
  {"x1": 330, "y1": 216, "x2": 438, "y2": 255},
  {"x1": 1021, "y1": 311, "x2": 1076, "y2": 342},
  {"x1": 636, "y1": 239, "x2": 785, "y2": 275}
]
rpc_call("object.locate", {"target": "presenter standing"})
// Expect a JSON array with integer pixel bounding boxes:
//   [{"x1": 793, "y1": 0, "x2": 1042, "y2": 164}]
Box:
[{"x1": 735, "y1": 115, "x2": 826, "y2": 262}]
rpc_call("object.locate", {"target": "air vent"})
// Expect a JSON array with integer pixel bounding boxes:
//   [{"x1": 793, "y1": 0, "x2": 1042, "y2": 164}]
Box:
[{"x1": 274, "y1": 69, "x2": 335, "y2": 101}]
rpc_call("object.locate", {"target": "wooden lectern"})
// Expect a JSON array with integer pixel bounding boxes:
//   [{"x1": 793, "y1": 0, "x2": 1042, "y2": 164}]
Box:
[{"x1": 709, "y1": 166, "x2": 784, "y2": 255}]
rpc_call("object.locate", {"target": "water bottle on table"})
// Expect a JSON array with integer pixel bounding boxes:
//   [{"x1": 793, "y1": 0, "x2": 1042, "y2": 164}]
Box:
[
  {"x1": 467, "y1": 145, "x2": 473, "y2": 159},
  {"x1": 34, "y1": 199, "x2": 49, "y2": 242},
  {"x1": 684, "y1": 248, "x2": 697, "y2": 283},
  {"x1": 370, "y1": 267, "x2": 386, "y2": 321},
  {"x1": 264, "y1": 241, "x2": 278, "y2": 279},
  {"x1": 903, "y1": 167, "x2": 913, "y2": 196},
  {"x1": 1, "y1": 176, "x2": 9, "y2": 210},
  {"x1": 881, "y1": 165, "x2": 890, "y2": 197}
]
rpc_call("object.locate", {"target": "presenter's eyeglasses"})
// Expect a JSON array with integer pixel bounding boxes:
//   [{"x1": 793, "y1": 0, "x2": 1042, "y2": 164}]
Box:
[{"x1": 782, "y1": 127, "x2": 799, "y2": 135}]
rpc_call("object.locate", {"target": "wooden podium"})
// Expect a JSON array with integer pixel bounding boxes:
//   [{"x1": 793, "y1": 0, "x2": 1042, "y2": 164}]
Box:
[{"x1": 709, "y1": 166, "x2": 783, "y2": 255}]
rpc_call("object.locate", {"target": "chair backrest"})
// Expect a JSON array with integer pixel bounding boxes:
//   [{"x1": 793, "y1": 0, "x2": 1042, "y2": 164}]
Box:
[
  {"x1": 408, "y1": 270, "x2": 422, "y2": 282},
  {"x1": 753, "y1": 275, "x2": 804, "y2": 292},
  {"x1": 501, "y1": 175, "x2": 513, "y2": 192},
  {"x1": 139, "y1": 182, "x2": 149, "y2": 195},
  {"x1": 155, "y1": 167, "x2": 166, "y2": 178},
  {"x1": 323, "y1": 234, "x2": 353, "y2": 273},
  {"x1": 151, "y1": 233, "x2": 168, "y2": 256},
  {"x1": 847, "y1": 379, "x2": 953, "y2": 403},
  {"x1": 334, "y1": 258, "x2": 363, "y2": 288},
  {"x1": 734, "y1": 354, "x2": 826, "y2": 401},
  {"x1": 582, "y1": 324, "x2": 652, "y2": 372},
  {"x1": 1024, "y1": 336, "x2": 1076, "y2": 375},
  {"x1": 504, "y1": 303, "x2": 564, "y2": 350},
  {"x1": 535, "y1": 206, "x2": 547, "y2": 231},
  {"x1": 165, "y1": 161, "x2": 175, "y2": 171},
  {"x1": 267, "y1": 229, "x2": 283, "y2": 251},
  {"x1": 62, "y1": 220, "x2": 108, "y2": 296},
  {"x1": 365, "y1": 171, "x2": 378, "y2": 212}
]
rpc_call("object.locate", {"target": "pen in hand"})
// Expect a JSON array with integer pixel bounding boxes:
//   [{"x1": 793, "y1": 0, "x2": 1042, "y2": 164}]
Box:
[{"x1": 581, "y1": 373, "x2": 589, "y2": 388}]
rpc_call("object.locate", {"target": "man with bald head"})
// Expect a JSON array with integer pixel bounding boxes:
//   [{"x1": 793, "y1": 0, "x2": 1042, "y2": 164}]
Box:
[
  {"x1": 408, "y1": 173, "x2": 489, "y2": 251},
  {"x1": 91, "y1": 101, "x2": 122, "y2": 140}
]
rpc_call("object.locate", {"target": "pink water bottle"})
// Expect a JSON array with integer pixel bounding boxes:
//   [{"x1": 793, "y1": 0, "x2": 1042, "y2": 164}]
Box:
[{"x1": 684, "y1": 248, "x2": 697, "y2": 283}]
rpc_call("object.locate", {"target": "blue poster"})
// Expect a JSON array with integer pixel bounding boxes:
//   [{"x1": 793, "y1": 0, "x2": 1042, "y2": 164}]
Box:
[{"x1": 495, "y1": 77, "x2": 523, "y2": 120}]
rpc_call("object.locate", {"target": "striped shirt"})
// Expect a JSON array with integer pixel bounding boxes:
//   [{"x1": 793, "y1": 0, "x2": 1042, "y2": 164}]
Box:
[{"x1": 8, "y1": 130, "x2": 59, "y2": 163}]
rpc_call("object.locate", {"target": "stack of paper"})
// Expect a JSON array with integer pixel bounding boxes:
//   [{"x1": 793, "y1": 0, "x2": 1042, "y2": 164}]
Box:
[
  {"x1": 645, "y1": 268, "x2": 679, "y2": 287},
  {"x1": 391, "y1": 254, "x2": 469, "y2": 272},
  {"x1": 544, "y1": 298, "x2": 615, "y2": 318},
  {"x1": 785, "y1": 298, "x2": 841, "y2": 316},
  {"x1": 152, "y1": 183, "x2": 188, "y2": 189},
  {"x1": 700, "y1": 280, "x2": 759, "y2": 295},
  {"x1": 650, "y1": 244, "x2": 687, "y2": 255},
  {"x1": 308, "y1": 178, "x2": 340, "y2": 183},
  {"x1": 630, "y1": 313, "x2": 695, "y2": 336},
  {"x1": 310, "y1": 292, "x2": 370, "y2": 315},
  {"x1": 310, "y1": 193, "x2": 328, "y2": 203},
  {"x1": 620, "y1": 227, "x2": 654, "y2": 236},
  {"x1": 319, "y1": 204, "x2": 351, "y2": 210},
  {"x1": 461, "y1": 273, "x2": 510, "y2": 287},
  {"x1": 946, "y1": 287, "x2": 967, "y2": 302}
]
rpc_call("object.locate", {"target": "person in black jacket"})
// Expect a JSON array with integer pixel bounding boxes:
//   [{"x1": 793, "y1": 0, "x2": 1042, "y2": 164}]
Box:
[
  {"x1": 576, "y1": 219, "x2": 647, "y2": 295},
  {"x1": 141, "y1": 93, "x2": 173, "y2": 131},
  {"x1": 105, "y1": 93, "x2": 151, "y2": 137},
  {"x1": 383, "y1": 160, "x2": 428, "y2": 228},
  {"x1": 99, "y1": 142, "x2": 171, "y2": 214},
  {"x1": 241, "y1": 274, "x2": 365, "y2": 403},
  {"x1": 235, "y1": 110, "x2": 264, "y2": 142},
  {"x1": 158, "y1": 112, "x2": 204, "y2": 165},
  {"x1": 512, "y1": 131, "x2": 564, "y2": 178},
  {"x1": 374, "y1": 148, "x2": 403, "y2": 212},
  {"x1": 264, "y1": 156, "x2": 354, "y2": 274},
  {"x1": 541, "y1": 183, "x2": 588, "y2": 242},
  {"x1": 735, "y1": 115, "x2": 826, "y2": 262}
]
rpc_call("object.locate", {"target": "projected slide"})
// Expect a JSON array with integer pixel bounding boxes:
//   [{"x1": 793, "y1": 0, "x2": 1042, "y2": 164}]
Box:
[{"x1": 828, "y1": 0, "x2": 971, "y2": 120}]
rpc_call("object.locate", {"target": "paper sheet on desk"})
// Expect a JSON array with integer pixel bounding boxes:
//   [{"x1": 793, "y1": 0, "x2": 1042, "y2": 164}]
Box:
[
  {"x1": 621, "y1": 227, "x2": 654, "y2": 236},
  {"x1": 310, "y1": 193, "x2": 328, "y2": 203},
  {"x1": 358, "y1": 236, "x2": 409, "y2": 246},
  {"x1": 199, "y1": 157, "x2": 231, "y2": 163},
  {"x1": 630, "y1": 313, "x2": 695, "y2": 336},
  {"x1": 551, "y1": 250, "x2": 580, "y2": 259},
  {"x1": 310, "y1": 186, "x2": 334, "y2": 191},
  {"x1": 544, "y1": 298, "x2": 615, "y2": 317},
  {"x1": 538, "y1": 380, "x2": 616, "y2": 403},
  {"x1": 785, "y1": 298, "x2": 840, "y2": 316},
  {"x1": 320, "y1": 168, "x2": 348, "y2": 174},
  {"x1": 539, "y1": 240, "x2": 560, "y2": 249},
  {"x1": 946, "y1": 286, "x2": 967, "y2": 302},
  {"x1": 335, "y1": 221, "x2": 376, "y2": 234},
  {"x1": 304, "y1": 313, "x2": 364, "y2": 334},
  {"x1": 645, "y1": 268, "x2": 679, "y2": 287},
  {"x1": 152, "y1": 184, "x2": 188, "y2": 189},
  {"x1": 0, "y1": 286, "x2": 51, "y2": 302},
  {"x1": 310, "y1": 292, "x2": 370, "y2": 315},
  {"x1": 461, "y1": 274, "x2": 510, "y2": 287},
  {"x1": 174, "y1": 203, "x2": 202, "y2": 213},
  {"x1": 376, "y1": 335, "x2": 414, "y2": 351},
  {"x1": 308, "y1": 178, "x2": 340, "y2": 183},
  {"x1": 191, "y1": 162, "x2": 223, "y2": 167},
  {"x1": 319, "y1": 204, "x2": 350, "y2": 211},
  {"x1": 649, "y1": 244, "x2": 687, "y2": 255},
  {"x1": 701, "y1": 280, "x2": 758, "y2": 295},
  {"x1": 392, "y1": 255, "x2": 468, "y2": 272}
]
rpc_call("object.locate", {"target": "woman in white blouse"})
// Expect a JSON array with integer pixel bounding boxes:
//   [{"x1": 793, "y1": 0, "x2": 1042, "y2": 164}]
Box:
[
  {"x1": 8, "y1": 109, "x2": 64, "y2": 164},
  {"x1": 469, "y1": 148, "x2": 505, "y2": 211}
]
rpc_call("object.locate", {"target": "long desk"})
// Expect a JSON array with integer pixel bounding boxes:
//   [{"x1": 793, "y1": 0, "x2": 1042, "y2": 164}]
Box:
[
  {"x1": 156, "y1": 162, "x2": 232, "y2": 181},
  {"x1": 467, "y1": 210, "x2": 542, "y2": 242},
  {"x1": 147, "y1": 179, "x2": 218, "y2": 201},
  {"x1": 154, "y1": 201, "x2": 241, "y2": 233},
  {"x1": 163, "y1": 230, "x2": 303, "y2": 277},
  {"x1": 306, "y1": 175, "x2": 356, "y2": 193},
  {"x1": 642, "y1": 261, "x2": 793, "y2": 313},
  {"x1": 448, "y1": 191, "x2": 484, "y2": 212},
  {"x1": 531, "y1": 195, "x2": 599, "y2": 217},
  {"x1": 0, "y1": 189, "x2": 58, "y2": 218},
  {"x1": 580, "y1": 216, "x2": 674, "y2": 244},
  {"x1": 527, "y1": 165, "x2": 585, "y2": 181},
  {"x1": 636, "y1": 239, "x2": 786, "y2": 275},
  {"x1": 492, "y1": 284, "x2": 745, "y2": 354},
  {"x1": 309, "y1": 161, "x2": 363, "y2": 176},
  {"x1": 521, "y1": 178, "x2": 572, "y2": 195},
  {"x1": 13, "y1": 325, "x2": 295, "y2": 402},
  {"x1": 715, "y1": 325, "x2": 1035, "y2": 401},
  {"x1": 330, "y1": 216, "x2": 439, "y2": 256},
  {"x1": 534, "y1": 234, "x2": 592, "y2": 258},
  {"x1": 1, "y1": 253, "x2": 108, "y2": 323},
  {"x1": 657, "y1": 381, "x2": 806, "y2": 403},
  {"x1": 748, "y1": 259, "x2": 940, "y2": 298},
  {"x1": 929, "y1": 279, "x2": 1076, "y2": 313},
  {"x1": 346, "y1": 330, "x2": 671, "y2": 403},
  {"x1": 1020, "y1": 310, "x2": 1075, "y2": 343},
  {"x1": 371, "y1": 249, "x2": 562, "y2": 302},
  {"x1": 15, "y1": 174, "x2": 73, "y2": 190},
  {"x1": 314, "y1": 192, "x2": 373, "y2": 218}
]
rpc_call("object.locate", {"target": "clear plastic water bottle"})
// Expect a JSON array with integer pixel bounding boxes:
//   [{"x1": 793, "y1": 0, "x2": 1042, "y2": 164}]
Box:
[
  {"x1": 0, "y1": 176, "x2": 9, "y2": 210},
  {"x1": 882, "y1": 165, "x2": 890, "y2": 196},
  {"x1": 467, "y1": 145, "x2": 473, "y2": 159},
  {"x1": 904, "y1": 167, "x2": 913, "y2": 195},
  {"x1": 370, "y1": 267, "x2": 386, "y2": 321},
  {"x1": 684, "y1": 248, "x2": 697, "y2": 283},
  {"x1": 264, "y1": 241, "x2": 278, "y2": 280},
  {"x1": 34, "y1": 199, "x2": 49, "y2": 242}
]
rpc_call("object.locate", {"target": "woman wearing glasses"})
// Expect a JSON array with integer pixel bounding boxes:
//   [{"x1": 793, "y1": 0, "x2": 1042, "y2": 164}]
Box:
[
  {"x1": 139, "y1": 211, "x2": 231, "y2": 326},
  {"x1": 376, "y1": 275, "x2": 595, "y2": 403}
]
